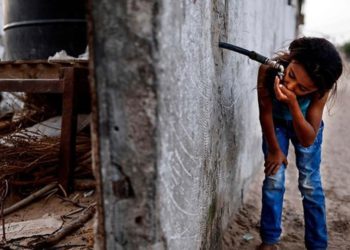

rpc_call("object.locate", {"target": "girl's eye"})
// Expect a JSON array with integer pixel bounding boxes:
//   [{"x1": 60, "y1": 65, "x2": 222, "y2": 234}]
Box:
[
  {"x1": 288, "y1": 72, "x2": 295, "y2": 79},
  {"x1": 299, "y1": 85, "x2": 307, "y2": 91}
]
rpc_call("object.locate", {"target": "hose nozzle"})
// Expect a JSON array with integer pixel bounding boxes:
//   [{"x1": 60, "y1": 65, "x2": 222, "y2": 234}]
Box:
[{"x1": 265, "y1": 59, "x2": 284, "y2": 79}]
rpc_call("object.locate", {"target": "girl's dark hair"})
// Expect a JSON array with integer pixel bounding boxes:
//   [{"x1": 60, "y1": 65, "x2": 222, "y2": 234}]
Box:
[
  {"x1": 267, "y1": 37, "x2": 343, "y2": 98},
  {"x1": 288, "y1": 37, "x2": 343, "y2": 97}
]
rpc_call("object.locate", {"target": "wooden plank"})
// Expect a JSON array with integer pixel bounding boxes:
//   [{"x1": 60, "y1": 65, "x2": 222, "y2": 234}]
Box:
[
  {"x1": 58, "y1": 67, "x2": 77, "y2": 192},
  {"x1": 58, "y1": 67, "x2": 90, "y2": 192},
  {"x1": 0, "y1": 60, "x2": 87, "y2": 79},
  {"x1": 0, "y1": 79, "x2": 64, "y2": 93}
]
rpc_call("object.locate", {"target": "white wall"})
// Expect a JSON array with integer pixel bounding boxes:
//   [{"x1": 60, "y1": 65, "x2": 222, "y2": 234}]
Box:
[{"x1": 156, "y1": 0, "x2": 298, "y2": 249}]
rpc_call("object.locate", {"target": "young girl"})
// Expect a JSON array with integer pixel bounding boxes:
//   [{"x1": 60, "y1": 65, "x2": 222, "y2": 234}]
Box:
[{"x1": 257, "y1": 37, "x2": 343, "y2": 250}]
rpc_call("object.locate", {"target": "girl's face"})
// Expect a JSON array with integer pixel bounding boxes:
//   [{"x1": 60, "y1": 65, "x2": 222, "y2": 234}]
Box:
[{"x1": 283, "y1": 60, "x2": 318, "y2": 97}]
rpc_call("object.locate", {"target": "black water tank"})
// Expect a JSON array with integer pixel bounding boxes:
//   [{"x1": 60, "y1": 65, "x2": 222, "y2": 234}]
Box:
[{"x1": 3, "y1": 0, "x2": 87, "y2": 60}]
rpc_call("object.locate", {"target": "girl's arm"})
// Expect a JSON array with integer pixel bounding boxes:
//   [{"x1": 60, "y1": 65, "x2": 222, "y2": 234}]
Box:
[
  {"x1": 274, "y1": 77, "x2": 328, "y2": 146},
  {"x1": 257, "y1": 65, "x2": 288, "y2": 175},
  {"x1": 289, "y1": 93, "x2": 328, "y2": 146}
]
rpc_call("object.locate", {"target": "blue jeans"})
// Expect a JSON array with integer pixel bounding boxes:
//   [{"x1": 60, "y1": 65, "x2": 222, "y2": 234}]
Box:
[{"x1": 261, "y1": 120, "x2": 327, "y2": 250}]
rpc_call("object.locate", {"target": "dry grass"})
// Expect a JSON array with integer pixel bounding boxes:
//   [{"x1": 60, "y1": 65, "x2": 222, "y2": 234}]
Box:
[{"x1": 0, "y1": 133, "x2": 92, "y2": 188}]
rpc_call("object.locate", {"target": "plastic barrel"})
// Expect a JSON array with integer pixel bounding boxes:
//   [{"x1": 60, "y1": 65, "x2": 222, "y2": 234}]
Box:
[{"x1": 3, "y1": 0, "x2": 87, "y2": 60}]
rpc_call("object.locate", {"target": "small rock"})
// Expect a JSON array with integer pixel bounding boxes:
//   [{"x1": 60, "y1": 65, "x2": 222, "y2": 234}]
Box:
[{"x1": 242, "y1": 233, "x2": 254, "y2": 241}]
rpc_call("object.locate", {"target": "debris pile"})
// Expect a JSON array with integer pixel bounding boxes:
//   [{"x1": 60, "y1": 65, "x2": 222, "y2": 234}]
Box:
[{"x1": 0, "y1": 93, "x2": 96, "y2": 249}]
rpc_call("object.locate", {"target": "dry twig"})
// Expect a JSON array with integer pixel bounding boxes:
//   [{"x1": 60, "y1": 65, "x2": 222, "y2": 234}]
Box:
[
  {"x1": 29, "y1": 206, "x2": 96, "y2": 249},
  {"x1": 0, "y1": 179, "x2": 8, "y2": 242},
  {"x1": 3, "y1": 182, "x2": 57, "y2": 216}
]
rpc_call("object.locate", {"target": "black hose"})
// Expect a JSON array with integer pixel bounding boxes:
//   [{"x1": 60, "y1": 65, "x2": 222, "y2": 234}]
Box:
[
  {"x1": 219, "y1": 42, "x2": 284, "y2": 78},
  {"x1": 219, "y1": 42, "x2": 268, "y2": 64}
]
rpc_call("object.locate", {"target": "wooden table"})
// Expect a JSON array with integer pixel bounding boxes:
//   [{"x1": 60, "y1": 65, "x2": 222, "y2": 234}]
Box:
[{"x1": 0, "y1": 60, "x2": 89, "y2": 192}]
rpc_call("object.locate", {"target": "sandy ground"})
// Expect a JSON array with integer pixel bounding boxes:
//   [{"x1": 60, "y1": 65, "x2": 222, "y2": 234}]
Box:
[
  {"x1": 223, "y1": 64, "x2": 350, "y2": 250},
  {"x1": 2, "y1": 188, "x2": 96, "y2": 249}
]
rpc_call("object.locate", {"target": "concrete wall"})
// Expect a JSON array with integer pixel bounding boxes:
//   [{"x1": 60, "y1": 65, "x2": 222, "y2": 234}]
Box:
[
  {"x1": 157, "y1": 1, "x2": 298, "y2": 249},
  {"x1": 90, "y1": 0, "x2": 299, "y2": 249}
]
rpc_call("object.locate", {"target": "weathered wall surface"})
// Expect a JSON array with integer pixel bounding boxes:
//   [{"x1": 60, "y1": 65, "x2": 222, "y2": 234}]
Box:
[
  {"x1": 90, "y1": 1, "x2": 163, "y2": 249},
  {"x1": 91, "y1": 0, "x2": 298, "y2": 249},
  {"x1": 157, "y1": 1, "x2": 297, "y2": 249}
]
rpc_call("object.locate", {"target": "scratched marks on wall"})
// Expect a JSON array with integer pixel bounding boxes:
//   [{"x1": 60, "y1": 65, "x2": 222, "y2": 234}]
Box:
[
  {"x1": 157, "y1": 5, "x2": 215, "y2": 247},
  {"x1": 156, "y1": 1, "x2": 220, "y2": 248},
  {"x1": 157, "y1": 116, "x2": 202, "y2": 246}
]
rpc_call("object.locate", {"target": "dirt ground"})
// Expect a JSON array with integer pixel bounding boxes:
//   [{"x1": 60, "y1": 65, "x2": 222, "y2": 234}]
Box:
[
  {"x1": 2, "y1": 186, "x2": 96, "y2": 249},
  {"x1": 223, "y1": 64, "x2": 350, "y2": 250}
]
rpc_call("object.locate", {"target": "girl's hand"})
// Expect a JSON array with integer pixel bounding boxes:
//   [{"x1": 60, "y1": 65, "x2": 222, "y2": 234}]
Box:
[
  {"x1": 274, "y1": 76, "x2": 297, "y2": 105},
  {"x1": 265, "y1": 149, "x2": 288, "y2": 176}
]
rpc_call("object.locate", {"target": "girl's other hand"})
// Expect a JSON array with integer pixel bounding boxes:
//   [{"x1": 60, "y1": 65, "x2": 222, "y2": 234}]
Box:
[
  {"x1": 274, "y1": 76, "x2": 297, "y2": 105},
  {"x1": 264, "y1": 149, "x2": 288, "y2": 176}
]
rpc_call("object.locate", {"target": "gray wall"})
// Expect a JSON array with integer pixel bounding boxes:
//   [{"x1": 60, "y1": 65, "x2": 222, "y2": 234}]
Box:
[
  {"x1": 157, "y1": 1, "x2": 297, "y2": 249},
  {"x1": 91, "y1": 0, "x2": 298, "y2": 249}
]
